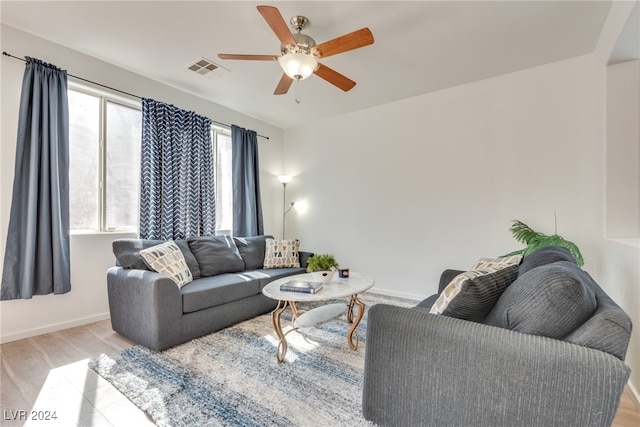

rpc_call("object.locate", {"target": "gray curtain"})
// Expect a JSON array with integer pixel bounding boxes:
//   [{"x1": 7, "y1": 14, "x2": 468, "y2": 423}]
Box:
[
  {"x1": 139, "y1": 98, "x2": 215, "y2": 240},
  {"x1": 231, "y1": 125, "x2": 264, "y2": 236},
  {"x1": 1, "y1": 57, "x2": 71, "y2": 300}
]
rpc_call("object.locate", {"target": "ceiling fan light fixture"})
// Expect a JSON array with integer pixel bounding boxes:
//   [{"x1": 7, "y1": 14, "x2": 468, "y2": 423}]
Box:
[{"x1": 278, "y1": 52, "x2": 318, "y2": 80}]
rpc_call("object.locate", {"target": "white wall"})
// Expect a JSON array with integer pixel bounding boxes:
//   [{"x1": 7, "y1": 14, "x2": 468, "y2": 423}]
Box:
[
  {"x1": 0, "y1": 25, "x2": 286, "y2": 342},
  {"x1": 285, "y1": 54, "x2": 601, "y2": 301},
  {"x1": 282, "y1": 1, "x2": 639, "y2": 397},
  {"x1": 594, "y1": 1, "x2": 640, "y2": 399}
]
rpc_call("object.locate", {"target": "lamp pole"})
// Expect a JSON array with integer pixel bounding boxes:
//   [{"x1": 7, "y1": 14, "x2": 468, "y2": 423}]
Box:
[
  {"x1": 282, "y1": 181, "x2": 288, "y2": 239},
  {"x1": 278, "y1": 175, "x2": 293, "y2": 239}
]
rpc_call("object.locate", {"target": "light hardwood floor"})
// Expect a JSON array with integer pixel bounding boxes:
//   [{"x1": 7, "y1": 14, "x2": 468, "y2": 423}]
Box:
[{"x1": 1, "y1": 320, "x2": 639, "y2": 427}]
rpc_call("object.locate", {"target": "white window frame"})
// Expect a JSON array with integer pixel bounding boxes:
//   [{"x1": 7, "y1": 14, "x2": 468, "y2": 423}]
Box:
[
  {"x1": 212, "y1": 125, "x2": 233, "y2": 236},
  {"x1": 68, "y1": 81, "x2": 141, "y2": 233}
]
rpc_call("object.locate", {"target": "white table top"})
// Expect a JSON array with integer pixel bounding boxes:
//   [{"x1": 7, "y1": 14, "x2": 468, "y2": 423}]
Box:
[{"x1": 262, "y1": 272, "x2": 374, "y2": 302}]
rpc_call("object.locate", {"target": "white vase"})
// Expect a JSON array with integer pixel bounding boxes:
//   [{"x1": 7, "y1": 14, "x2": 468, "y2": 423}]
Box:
[{"x1": 310, "y1": 270, "x2": 335, "y2": 285}]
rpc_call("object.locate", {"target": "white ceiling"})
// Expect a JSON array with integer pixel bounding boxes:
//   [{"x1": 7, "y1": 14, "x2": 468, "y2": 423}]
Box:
[{"x1": 1, "y1": 1, "x2": 614, "y2": 129}]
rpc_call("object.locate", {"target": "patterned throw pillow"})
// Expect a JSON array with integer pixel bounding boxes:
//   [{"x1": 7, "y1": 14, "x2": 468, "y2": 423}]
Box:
[
  {"x1": 263, "y1": 239, "x2": 301, "y2": 269},
  {"x1": 471, "y1": 254, "x2": 523, "y2": 270},
  {"x1": 139, "y1": 241, "x2": 193, "y2": 288},
  {"x1": 430, "y1": 255, "x2": 522, "y2": 322}
]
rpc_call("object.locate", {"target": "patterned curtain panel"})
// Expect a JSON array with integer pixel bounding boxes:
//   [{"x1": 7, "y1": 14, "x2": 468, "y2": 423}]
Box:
[
  {"x1": 139, "y1": 98, "x2": 215, "y2": 240},
  {"x1": 231, "y1": 125, "x2": 264, "y2": 237},
  {"x1": 1, "y1": 57, "x2": 71, "y2": 300}
]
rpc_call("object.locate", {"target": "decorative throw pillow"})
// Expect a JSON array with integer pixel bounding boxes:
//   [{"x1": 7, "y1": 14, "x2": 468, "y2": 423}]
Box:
[
  {"x1": 187, "y1": 235, "x2": 245, "y2": 277},
  {"x1": 234, "y1": 235, "x2": 272, "y2": 270},
  {"x1": 112, "y1": 238, "x2": 201, "y2": 279},
  {"x1": 471, "y1": 254, "x2": 523, "y2": 271},
  {"x1": 263, "y1": 239, "x2": 301, "y2": 269},
  {"x1": 484, "y1": 261, "x2": 597, "y2": 339},
  {"x1": 139, "y1": 241, "x2": 193, "y2": 288},
  {"x1": 429, "y1": 264, "x2": 520, "y2": 322}
]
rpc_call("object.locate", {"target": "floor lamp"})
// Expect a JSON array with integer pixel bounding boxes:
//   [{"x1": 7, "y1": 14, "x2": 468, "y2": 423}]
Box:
[{"x1": 278, "y1": 175, "x2": 293, "y2": 239}]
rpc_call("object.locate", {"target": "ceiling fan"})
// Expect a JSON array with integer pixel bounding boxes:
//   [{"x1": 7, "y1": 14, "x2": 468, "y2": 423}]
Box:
[{"x1": 218, "y1": 5, "x2": 374, "y2": 96}]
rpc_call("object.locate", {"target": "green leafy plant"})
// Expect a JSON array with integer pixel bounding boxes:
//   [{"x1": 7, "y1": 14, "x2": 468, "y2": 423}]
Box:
[
  {"x1": 504, "y1": 219, "x2": 584, "y2": 266},
  {"x1": 306, "y1": 253, "x2": 339, "y2": 273}
]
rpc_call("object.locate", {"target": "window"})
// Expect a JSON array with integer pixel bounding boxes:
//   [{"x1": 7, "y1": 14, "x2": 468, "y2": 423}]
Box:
[
  {"x1": 68, "y1": 85, "x2": 141, "y2": 232},
  {"x1": 213, "y1": 127, "x2": 233, "y2": 234},
  {"x1": 68, "y1": 85, "x2": 233, "y2": 234}
]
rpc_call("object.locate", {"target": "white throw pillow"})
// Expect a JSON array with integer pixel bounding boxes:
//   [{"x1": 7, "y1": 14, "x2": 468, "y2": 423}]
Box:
[
  {"x1": 263, "y1": 239, "x2": 301, "y2": 269},
  {"x1": 139, "y1": 241, "x2": 193, "y2": 288}
]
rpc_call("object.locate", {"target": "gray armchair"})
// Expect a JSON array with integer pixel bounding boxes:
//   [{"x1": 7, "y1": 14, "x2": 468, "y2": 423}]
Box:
[{"x1": 362, "y1": 266, "x2": 632, "y2": 427}]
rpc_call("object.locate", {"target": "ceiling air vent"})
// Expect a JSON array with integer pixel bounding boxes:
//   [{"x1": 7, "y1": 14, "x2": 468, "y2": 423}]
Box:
[{"x1": 186, "y1": 57, "x2": 228, "y2": 76}]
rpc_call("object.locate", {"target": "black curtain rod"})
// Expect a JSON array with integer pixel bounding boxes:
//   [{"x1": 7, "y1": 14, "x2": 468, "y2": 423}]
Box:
[{"x1": 3, "y1": 51, "x2": 270, "y2": 140}]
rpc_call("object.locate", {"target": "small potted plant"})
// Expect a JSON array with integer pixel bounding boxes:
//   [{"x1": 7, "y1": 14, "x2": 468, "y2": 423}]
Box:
[{"x1": 306, "y1": 253, "x2": 339, "y2": 284}]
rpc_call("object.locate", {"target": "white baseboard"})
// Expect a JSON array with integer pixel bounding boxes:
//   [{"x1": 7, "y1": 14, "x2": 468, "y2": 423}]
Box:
[{"x1": 0, "y1": 312, "x2": 111, "y2": 344}]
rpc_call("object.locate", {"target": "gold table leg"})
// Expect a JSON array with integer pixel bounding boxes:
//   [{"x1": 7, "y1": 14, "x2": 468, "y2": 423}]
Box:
[
  {"x1": 346, "y1": 294, "x2": 366, "y2": 350},
  {"x1": 271, "y1": 300, "x2": 291, "y2": 363}
]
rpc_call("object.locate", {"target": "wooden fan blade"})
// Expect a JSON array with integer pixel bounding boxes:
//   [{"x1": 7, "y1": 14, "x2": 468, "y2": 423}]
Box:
[
  {"x1": 274, "y1": 74, "x2": 293, "y2": 95},
  {"x1": 315, "y1": 27, "x2": 374, "y2": 58},
  {"x1": 218, "y1": 54, "x2": 278, "y2": 61},
  {"x1": 314, "y1": 63, "x2": 356, "y2": 92},
  {"x1": 257, "y1": 5, "x2": 297, "y2": 47}
]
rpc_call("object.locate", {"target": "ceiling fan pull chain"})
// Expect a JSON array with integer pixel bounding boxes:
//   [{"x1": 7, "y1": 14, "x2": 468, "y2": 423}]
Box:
[{"x1": 295, "y1": 79, "x2": 301, "y2": 104}]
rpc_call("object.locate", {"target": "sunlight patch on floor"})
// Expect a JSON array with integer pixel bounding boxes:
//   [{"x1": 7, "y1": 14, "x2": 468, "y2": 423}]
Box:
[{"x1": 263, "y1": 326, "x2": 321, "y2": 362}]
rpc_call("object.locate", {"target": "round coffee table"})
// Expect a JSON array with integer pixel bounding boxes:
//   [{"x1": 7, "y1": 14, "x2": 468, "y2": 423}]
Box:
[{"x1": 262, "y1": 272, "x2": 374, "y2": 363}]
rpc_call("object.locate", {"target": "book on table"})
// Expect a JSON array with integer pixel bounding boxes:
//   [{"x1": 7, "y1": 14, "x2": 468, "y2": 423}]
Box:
[{"x1": 279, "y1": 280, "x2": 324, "y2": 294}]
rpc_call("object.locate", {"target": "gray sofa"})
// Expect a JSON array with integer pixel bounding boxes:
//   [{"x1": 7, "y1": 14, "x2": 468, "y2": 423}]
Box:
[
  {"x1": 107, "y1": 235, "x2": 309, "y2": 351},
  {"x1": 363, "y1": 246, "x2": 632, "y2": 427}
]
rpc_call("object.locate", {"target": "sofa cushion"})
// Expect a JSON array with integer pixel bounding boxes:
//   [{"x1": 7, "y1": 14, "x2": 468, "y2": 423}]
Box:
[
  {"x1": 429, "y1": 264, "x2": 520, "y2": 322},
  {"x1": 241, "y1": 267, "x2": 307, "y2": 289},
  {"x1": 187, "y1": 235, "x2": 245, "y2": 277},
  {"x1": 112, "y1": 238, "x2": 201, "y2": 279},
  {"x1": 181, "y1": 274, "x2": 260, "y2": 313},
  {"x1": 139, "y1": 241, "x2": 193, "y2": 288},
  {"x1": 263, "y1": 239, "x2": 301, "y2": 269},
  {"x1": 484, "y1": 262, "x2": 597, "y2": 339},
  {"x1": 414, "y1": 294, "x2": 439, "y2": 313},
  {"x1": 518, "y1": 245, "x2": 576, "y2": 276},
  {"x1": 234, "y1": 235, "x2": 272, "y2": 270}
]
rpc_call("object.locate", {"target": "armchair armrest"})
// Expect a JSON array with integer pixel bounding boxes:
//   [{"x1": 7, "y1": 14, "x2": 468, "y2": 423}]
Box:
[
  {"x1": 107, "y1": 266, "x2": 183, "y2": 351},
  {"x1": 363, "y1": 304, "x2": 630, "y2": 427}
]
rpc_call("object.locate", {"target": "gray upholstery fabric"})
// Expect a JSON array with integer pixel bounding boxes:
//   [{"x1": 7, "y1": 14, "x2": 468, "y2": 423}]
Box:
[
  {"x1": 439, "y1": 264, "x2": 519, "y2": 322},
  {"x1": 564, "y1": 278, "x2": 633, "y2": 361},
  {"x1": 518, "y1": 245, "x2": 576, "y2": 276},
  {"x1": 187, "y1": 235, "x2": 245, "y2": 276},
  {"x1": 111, "y1": 239, "x2": 200, "y2": 280},
  {"x1": 112, "y1": 238, "x2": 201, "y2": 279},
  {"x1": 234, "y1": 235, "x2": 271, "y2": 270},
  {"x1": 485, "y1": 262, "x2": 597, "y2": 339},
  {"x1": 113, "y1": 238, "x2": 163, "y2": 270},
  {"x1": 107, "y1": 266, "x2": 303, "y2": 351},
  {"x1": 181, "y1": 274, "x2": 260, "y2": 314},
  {"x1": 107, "y1": 267, "x2": 184, "y2": 351},
  {"x1": 415, "y1": 269, "x2": 464, "y2": 310},
  {"x1": 363, "y1": 304, "x2": 631, "y2": 427},
  {"x1": 415, "y1": 294, "x2": 438, "y2": 312},
  {"x1": 174, "y1": 240, "x2": 202, "y2": 279}
]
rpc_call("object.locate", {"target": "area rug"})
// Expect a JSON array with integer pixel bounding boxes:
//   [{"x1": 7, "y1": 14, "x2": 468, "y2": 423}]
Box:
[{"x1": 90, "y1": 292, "x2": 417, "y2": 427}]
